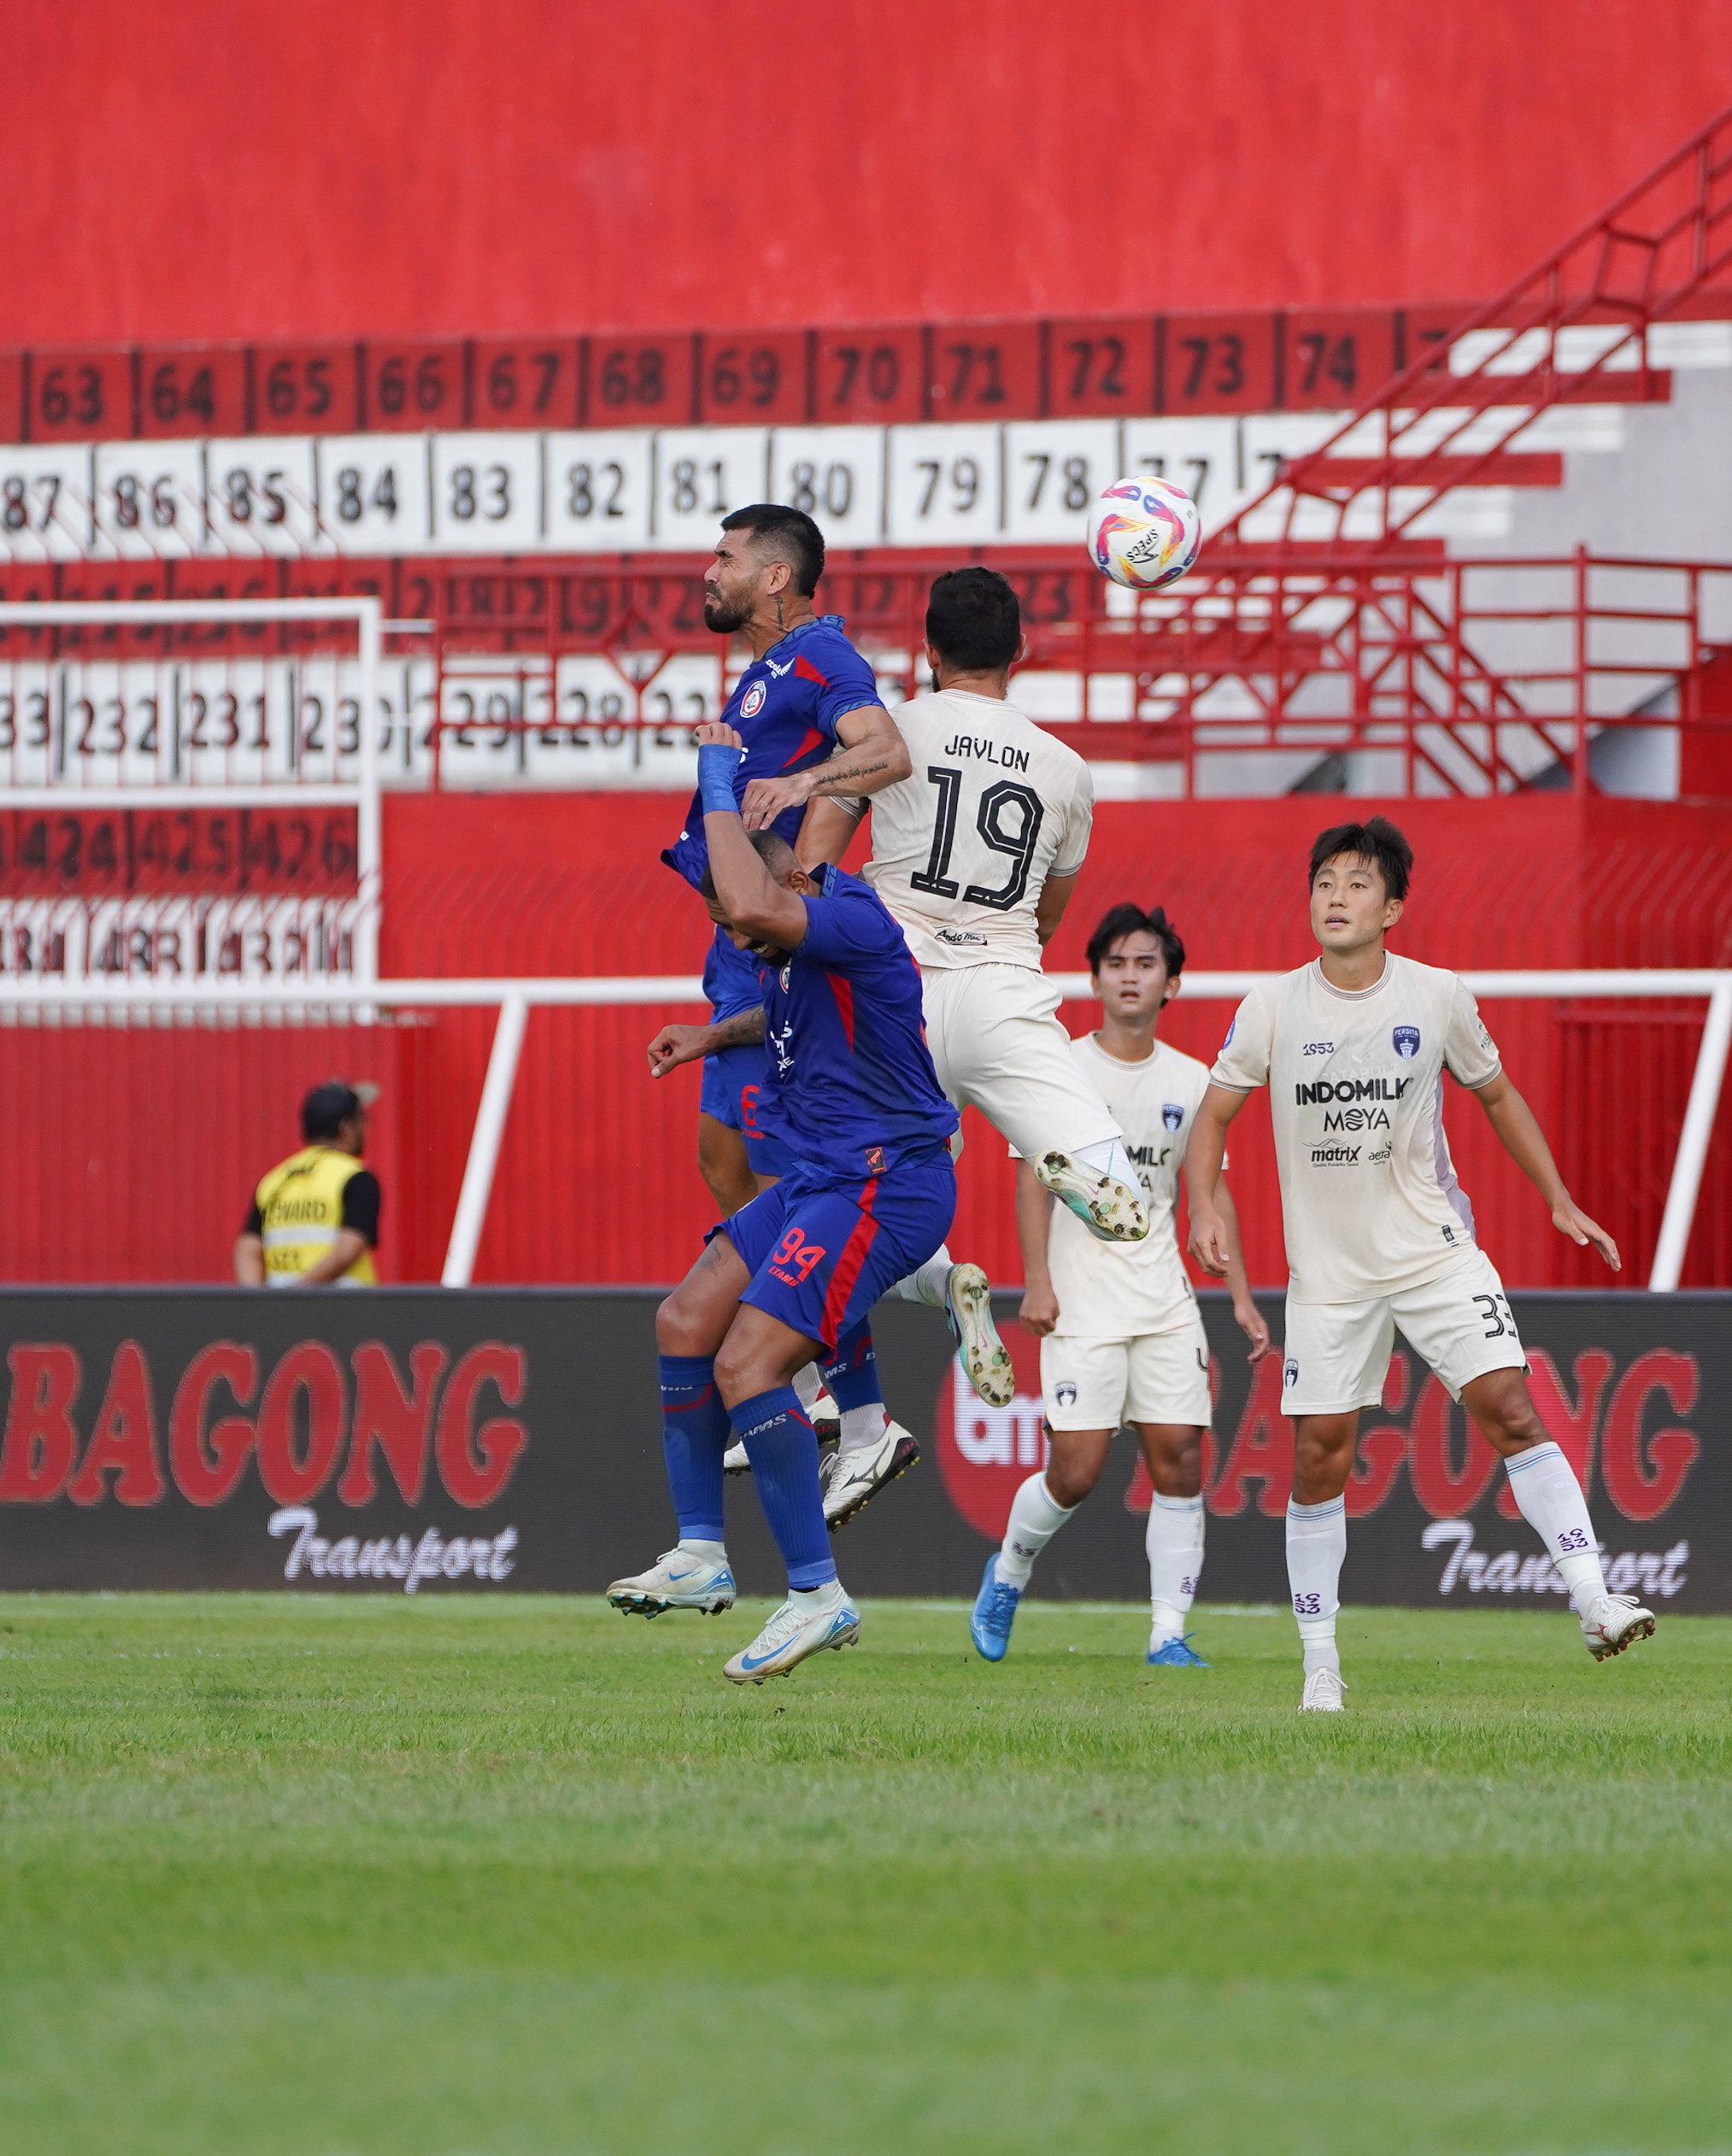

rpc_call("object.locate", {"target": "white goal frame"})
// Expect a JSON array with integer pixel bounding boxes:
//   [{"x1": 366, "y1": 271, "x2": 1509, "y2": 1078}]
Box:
[{"x1": 2, "y1": 967, "x2": 1725, "y2": 1295}]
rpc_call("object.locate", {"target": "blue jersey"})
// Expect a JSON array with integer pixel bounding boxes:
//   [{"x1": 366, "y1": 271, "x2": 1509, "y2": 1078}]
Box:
[
  {"x1": 661, "y1": 614, "x2": 881, "y2": 1019},
  {"x1": 752, "y1": 865, "x2": 959, "y2": 1176}
]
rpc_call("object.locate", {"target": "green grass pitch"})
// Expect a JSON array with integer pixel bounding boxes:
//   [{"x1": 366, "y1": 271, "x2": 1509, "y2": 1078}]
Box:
[{"x1": 0, "y1": 1594, "x2": 1726, "y2": 2156}]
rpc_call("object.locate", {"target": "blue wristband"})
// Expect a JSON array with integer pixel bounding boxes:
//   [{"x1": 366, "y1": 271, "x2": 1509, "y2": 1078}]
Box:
[{"x1": 697, "y1": 742, "x2": 746, "y2": 815}]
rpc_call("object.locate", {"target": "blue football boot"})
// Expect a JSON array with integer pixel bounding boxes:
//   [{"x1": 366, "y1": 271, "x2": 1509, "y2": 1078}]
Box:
[
  {"x1": 970, "y1": 1554, "x2": 1023, "y2": 1662},
  {"x1": 1146, "y1": 1632, "x2": 1209, "y2": 1667}
]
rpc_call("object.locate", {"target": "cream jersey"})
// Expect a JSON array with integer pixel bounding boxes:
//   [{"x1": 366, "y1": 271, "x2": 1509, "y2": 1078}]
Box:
[
  {"x1": 1015, "y1": 1032, "x2": 1212, "y2": 1336},
  {"x1": 1210, "y1": 954, "x2": 1501, "y2": 1304},
  {"x1": 857, "y1": 688, "x2": 1094, "y2": 970}
]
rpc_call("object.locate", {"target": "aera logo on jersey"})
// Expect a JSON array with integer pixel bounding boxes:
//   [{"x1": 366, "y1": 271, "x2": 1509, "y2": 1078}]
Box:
[
  {"x1": 1162, "y1": 1102, "x2": 1185, "y2": 1131},
  {"x1": 1393, "y1": 1025, "x2": 1421, "y2": 1058},
  {"x1": 739, "y1": 681, "x2": 767, "y2": 720}
]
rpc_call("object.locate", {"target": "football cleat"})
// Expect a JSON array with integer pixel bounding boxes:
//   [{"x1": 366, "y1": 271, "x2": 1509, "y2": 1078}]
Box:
[
  {"x1": 945, "y1": 1261, "x2": 1014, "y2": 1408},
  {"x1": 1147, "y1": 1633, "x2": 1209, "y2": 1668},
  {"x1": 969, "y1": 1554, "x2": 1023, "y2": 1662},
  {"x1": 823, "y1": 1420, "x2": 920, "y2": 1529},
  {"x1": 1579, "y1": 1591, "x2": 1657, "y2": 1661},
  {"x1": 725, "y1": 1383, "x2": 841, "y2": 1472},
  {"x1": 1036, "y1": 1151, "x2": 1148, "y2": 1243},
  {"x1": 606, "y1": 1548, "x2": 736, "y2": 1618},
  {"x1": 1299, "y1": 1667, "x2": 1347, "y2": 1712},
  {"x1": 723, "y1": 1593, "x2": 860, "y2": 1683}
]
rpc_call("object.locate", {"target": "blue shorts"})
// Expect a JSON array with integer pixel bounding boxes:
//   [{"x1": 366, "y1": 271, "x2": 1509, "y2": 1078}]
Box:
[
  {"x1": 700, "y1": 1042, "x2": 794, "y2": 1177},
  {"x1": 716, "y1": 1154, "x2": 956, "y2": 1351}
]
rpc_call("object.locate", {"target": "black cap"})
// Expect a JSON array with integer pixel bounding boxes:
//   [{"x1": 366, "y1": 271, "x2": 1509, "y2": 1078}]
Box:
[{"x1": 302, "y1": 1082, "x2": 366, "y2": 1141}]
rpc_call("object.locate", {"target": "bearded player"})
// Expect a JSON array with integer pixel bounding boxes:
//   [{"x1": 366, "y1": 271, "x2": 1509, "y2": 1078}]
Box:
[
  {"x1": 1185, "y1": 816, "x2": 1653, "y2": 1713},
  {"x1": 779, "y1": 567, "x2": 1150, "y2": 1252},
  {"x1": 656, "y1": 506, "x2": 1008, "y2": 1528},
  {"x1": 613, "y1": 726, "x2": 960, "y2": 1680}
]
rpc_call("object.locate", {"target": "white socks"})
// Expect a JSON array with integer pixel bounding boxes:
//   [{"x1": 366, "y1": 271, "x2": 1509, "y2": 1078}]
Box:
[
  {"x1": 1147, "y1": 1491, "x2": 1205, "y2": 1647},
  {"x1": 1074, "y1": 1135, "x2": 1138, "y2": 1188},
  {"x1": 1286, "y1": 1495, "x2": 1346, "y2": 1677},
  {"x1": 892, "y1": 1247, "x2": 954, "y2": 1308},
  {"x1": 995, "y1": 1471, "x2": 1075, "y2": 1586},
  {"x1": 788, "y1": 1577, "x2": 848, "y2": 1614},
  {"x1": 678, "y1": 1537, "x2": 726, "y2": 1560},
  {"x1": 838, "y1": 1403, "x2": 889, "y2": 1454},
  {"x1": 1505, "y1": 1440, "x2": 1608, "y2": 1607}
]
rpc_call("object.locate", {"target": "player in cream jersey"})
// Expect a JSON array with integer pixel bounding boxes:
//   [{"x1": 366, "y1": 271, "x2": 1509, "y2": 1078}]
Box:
[
  {"x1": 795, "y1": 567, "x2": 1149, "y2": 1250},
  {"x1": 1186, "y1": 818, "x2": 1653, "y2": 1711},
  {"x1": 968, "y1": 905, "x2": 1270, "y2": 1671}
]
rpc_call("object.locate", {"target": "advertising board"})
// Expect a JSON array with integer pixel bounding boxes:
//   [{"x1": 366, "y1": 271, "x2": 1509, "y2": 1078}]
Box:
[{"x1": 0, "y1": 1289, "x2": 1721, "y2": 1612}]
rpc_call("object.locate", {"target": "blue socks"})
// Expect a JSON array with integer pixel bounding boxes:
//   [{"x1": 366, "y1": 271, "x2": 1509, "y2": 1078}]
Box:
[
  {"x1": 731, "y1": 1385, "x2": 837, "y2": 1589},
  {"x1": 821, "y1": 1319, "x2": 883, "y2": 1413},
  {"x1": 658, "y1": 1354, "x2": 731, "y2": 1541}
]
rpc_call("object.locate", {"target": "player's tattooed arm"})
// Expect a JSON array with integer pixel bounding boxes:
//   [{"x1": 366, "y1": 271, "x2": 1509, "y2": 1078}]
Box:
[
  {"x1": 1471, "y1": 1069, "x2": 1622, "y2": 1271},
  {"x1": 645, "y1": 1007, "x2": 766, "y2": 1078},
  {"x1": 740, "y1": 703, "x2": 911, "y2": 829}
]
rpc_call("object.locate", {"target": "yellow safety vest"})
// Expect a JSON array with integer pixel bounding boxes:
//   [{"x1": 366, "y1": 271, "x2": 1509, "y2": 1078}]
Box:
[{"x1": 255, "y1": 1146, "x2": 378, "y2": 1286}]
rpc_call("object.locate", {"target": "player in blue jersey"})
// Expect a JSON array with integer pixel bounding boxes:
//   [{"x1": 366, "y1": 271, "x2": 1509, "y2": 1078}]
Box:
[
  {"x1": 655, "y1": 506, "x2": 1013, "y2": 1524},
  {"x1": 614, "y1": 723, "x2": 960, "y2": 1681}
]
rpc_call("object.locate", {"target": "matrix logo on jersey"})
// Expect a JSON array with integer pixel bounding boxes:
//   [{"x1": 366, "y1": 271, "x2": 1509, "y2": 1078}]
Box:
[
  {"x1": 1295, "y1": 1076, "x2": 1410, "y2": 1105},
  {"x1": 1393, "y1": 1025, "x2": 1421, "y2": 1058},
  {"x1": 739, "y1": 682, "x2": 767, "y2": 720},
  {"x1": 1162, "y1": 1102, "x2": 1185, "y2": 1131},
  {"x1": 1311, "y1": 1143, "x2": 1360, "y2": 1165}
]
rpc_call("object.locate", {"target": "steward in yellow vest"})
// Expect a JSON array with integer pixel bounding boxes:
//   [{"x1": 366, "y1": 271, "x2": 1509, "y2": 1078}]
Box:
[{"x1": 235, "y1": 1082, "x2": 380, "y2": 1287}]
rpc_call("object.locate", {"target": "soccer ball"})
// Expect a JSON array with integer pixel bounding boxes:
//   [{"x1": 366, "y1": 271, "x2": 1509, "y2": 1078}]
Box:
[{"x1": 1086, "y1": 475, "x2": 1202, "y2": 590}]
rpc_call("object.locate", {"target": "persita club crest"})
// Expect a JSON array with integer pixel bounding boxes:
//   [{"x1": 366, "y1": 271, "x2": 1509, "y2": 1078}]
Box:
[{"x1": 1393, "y1": 1025, "x2": 1421, "y2": 1058}]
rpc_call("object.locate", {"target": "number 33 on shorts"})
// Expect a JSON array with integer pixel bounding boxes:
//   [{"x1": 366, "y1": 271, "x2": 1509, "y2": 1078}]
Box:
[{"x1": 1472, "y1": 1291, "x2": 1518, "y2": 1342}]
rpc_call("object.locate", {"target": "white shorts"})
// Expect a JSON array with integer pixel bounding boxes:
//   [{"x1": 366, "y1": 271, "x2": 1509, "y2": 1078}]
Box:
[
  {"x1": 1281, "y1": 1248, "x2": 1528, "y2": 1415},
  {"x1": 1041, "y1": 1314, "x2": 1212, "y2": 1430},
  {"x1": 920, "y1": 963, "x2": 1120, "y2": 1162}
]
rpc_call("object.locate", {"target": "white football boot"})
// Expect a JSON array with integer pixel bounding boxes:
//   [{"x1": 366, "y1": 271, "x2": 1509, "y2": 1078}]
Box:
[
  {"x1": 945, "y1": 1261, "x2": 1014, "y2": 1408},
  {"x1": 1036, "y1": 1150, "x2": 1148, "y2": 1243},
  {"x1": 723, "y1": 1590, "x2": 861, "y2": 1683},
  {"x1": 1579, "y1": 1591, "x2": 1657, "y2": 1660},
  {"x1": 606, "y1": 1547, "x2": 736, "y2": 1618},
  {"x1": 1299, "y1": 1668, "x2": 1347, "y2": 1712},
  {"x1": 822, "y1": 1419, "x2": 920, "y2": 1529},
  {"x1": 724, "y1": 1383, "x2": 841, "y2": 1472}
]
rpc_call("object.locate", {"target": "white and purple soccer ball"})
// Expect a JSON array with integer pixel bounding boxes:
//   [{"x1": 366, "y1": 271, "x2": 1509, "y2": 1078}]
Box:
[{"x1": 1085, "y1": 475, "x2": 1202, "y2": 590}]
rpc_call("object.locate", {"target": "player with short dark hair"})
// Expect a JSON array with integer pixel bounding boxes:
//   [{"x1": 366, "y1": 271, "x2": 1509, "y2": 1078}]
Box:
[
  {"x1": 234, "y1": 1081, "x2": 380, "y2": 1287},
  {"x1": 797, "y1": 565, "x2": 1152, "y2": 1247},
  {"x1": 616, "y1": 726, "x2": 960, "y2": 1683},
  {"x1": 972, "y1": 905, "x2": 1269, "y2": 1669},
  {"x1": 655, "y1": 510, "x2": 1013, "y2": 1529},
  {"x1": 923, "y1": 565, "x2": 1022, "y2": 673},
  {"x1": 1185, "y1": 818, "x2": 1651, "y2": 1711}
]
